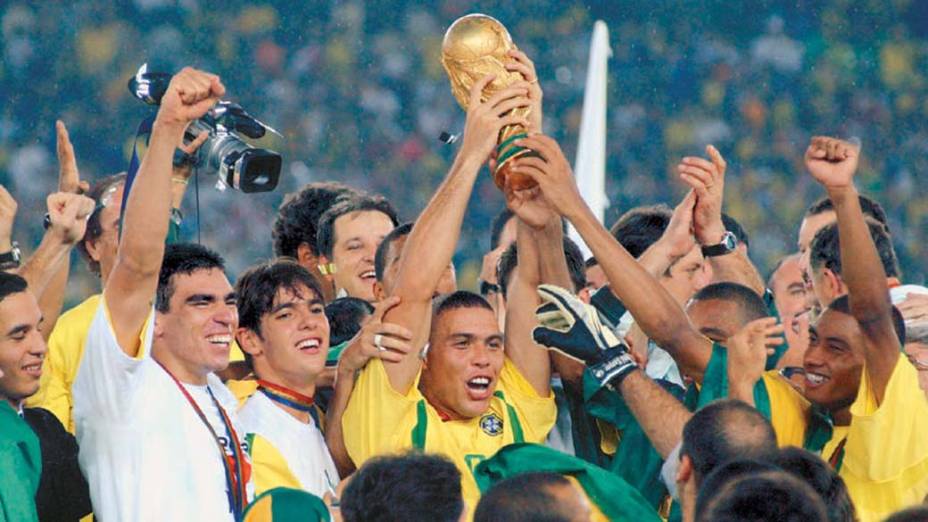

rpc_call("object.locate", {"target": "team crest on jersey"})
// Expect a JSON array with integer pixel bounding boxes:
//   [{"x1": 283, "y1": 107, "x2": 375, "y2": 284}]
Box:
[{"x1": 480, "y1": 413, "x2": 504, "y2": 436}]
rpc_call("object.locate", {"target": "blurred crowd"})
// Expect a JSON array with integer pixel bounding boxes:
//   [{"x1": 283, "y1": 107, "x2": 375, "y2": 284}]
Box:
[{"x1": 2, "y1": 0, "x2": 927, "y2": 303}]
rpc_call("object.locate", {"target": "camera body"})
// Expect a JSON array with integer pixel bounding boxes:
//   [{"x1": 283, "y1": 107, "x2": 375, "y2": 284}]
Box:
[{"x1": 129, "y1": 64, "x2": 282, "y2": 193}]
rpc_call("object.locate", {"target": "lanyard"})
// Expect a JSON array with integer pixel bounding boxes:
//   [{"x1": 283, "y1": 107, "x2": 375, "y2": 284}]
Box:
[
  {"x1": 256, "y1": 379, "x2": 315, "y2": 413},
  {"x1": 157, "y1": 360, "x2": 249, "y2": 519}
]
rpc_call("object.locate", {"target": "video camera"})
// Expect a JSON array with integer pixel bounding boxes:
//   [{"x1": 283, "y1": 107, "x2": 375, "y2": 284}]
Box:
[{"x1": 128, "y1": 64, "x2": 282, "y2": 193}]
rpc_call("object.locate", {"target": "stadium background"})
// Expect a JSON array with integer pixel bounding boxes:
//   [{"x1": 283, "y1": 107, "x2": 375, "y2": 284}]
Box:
[{"x1": 1, "y1": 0, "x2": 926, "y2": 305}]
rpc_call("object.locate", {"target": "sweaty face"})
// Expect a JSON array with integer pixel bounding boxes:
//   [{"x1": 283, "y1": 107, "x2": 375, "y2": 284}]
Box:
[
  {"x1": 685, "y1": 298, "x2": 745, "y2": 343},
  {"x1": 797, "y1": 211, "x2": 835, "y2": 310},
  {"x1": 331, "y1": 211, "x2": 395, "y2": 302},
  {"x1": 661, "y1": 245, "x2": 711, "y2": 306},
  {"x1": 421, "y1": 306, "x2": 505, "y2": 420},
  {"x1": 802, "y1": 308, "x2": 864, "y2": 414},
  {"x1": 87, "y1": 183, "x2": 125, "y2": 284},
  {"x1": 154, "y1": 268, "x2": 238, "y2": 381},
  {"x1": 0, "y1": 292, "x2": 46, "y2": 405},
  {"x1": 252, "y1": 284, "x2": 330, "y2": 388}
]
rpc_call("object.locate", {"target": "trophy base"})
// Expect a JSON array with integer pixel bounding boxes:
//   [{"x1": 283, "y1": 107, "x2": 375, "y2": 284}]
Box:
[{"x1": 493, "y1": 132, "x2": 538, "y2": 190}]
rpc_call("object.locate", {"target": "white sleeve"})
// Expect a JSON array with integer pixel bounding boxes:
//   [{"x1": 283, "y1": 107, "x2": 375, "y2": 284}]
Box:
[{"x1": 72, "y1": 299, "x2": 154, "y2": 421}]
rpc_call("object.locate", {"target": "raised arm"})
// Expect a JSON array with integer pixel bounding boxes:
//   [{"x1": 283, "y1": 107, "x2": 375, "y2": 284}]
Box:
[
  {"x1": 727, "y1": 318, "x2": 785, "y2": 406},
  {"x1": 678, "y1": 146, "x2": 765, "y2": 295},
  {"x1": 502, "y1": 185, "x2": 564, "y2": 396},
  {"x1": 510, "y1": 135, "x2": 713, "y2": 382},
  {"x1": 804, "y1": 137, "x2": 898, "y2": 401},
  {"x1": 382, "y1": 75, "x2": 530, "y2": 393},
  {"x1": 635, "y1": 190, "x2": 698, "y2": 278},
  {"x1": 103, "y1": 68, "x2": 224, "y2": 355},
  {"x1": 18, "y1": 192, "x2": 94, "y2": 300}
]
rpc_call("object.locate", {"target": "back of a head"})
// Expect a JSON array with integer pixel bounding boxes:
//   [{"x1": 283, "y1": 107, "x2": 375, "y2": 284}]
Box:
[
  {"x1": 774, "y1": 447, "x2": 855, "y2": 522},
  {"x1": 497, "y1": 237, "x2": 588, "y2": 299},
  {"x1": 272, "y1": 182, "x2": 357, "y2": 258},
  {"x1": 697, "y1": 470, "x2": 828, "y2": 522},
  {"x1": 809, "y1": 220, "x2": 900, "y2": 279},
  {"x1": 885, "y1": 505, "x2": 928, "y2": 522},
  {"x1": 691, "y1": 282, "x2": 768, "y2": 324},
  {"x1": 806, "y1": 194, "x2": 889, "y2": 229},
  {"x1": 489, "y1": 208, "x2": 515, "y2": 250},
  {"x1": 682, "y1": 399, "x2": 778, "y2": 484},
  {"x1": 315, "y1": 195, "x2": 399, "y2": 259},
  {"x1": 325, "y1": 297, "x2": 374, "y2": 346},
  {"x1": 694, "y1": 459, "x2": 780, "y2": 520},
  {"x1": 609, "y1": 204, "x2": 672, "y2": 259},
  {"x1": 474, "y1": 472, "x2": 577, "y2": 522},
  {"x1": 340, "y1": 452, "x2": 463, "y2": 522},
  {"x1": 156, "y1": 243, "x2": 226, "y2": 313}
]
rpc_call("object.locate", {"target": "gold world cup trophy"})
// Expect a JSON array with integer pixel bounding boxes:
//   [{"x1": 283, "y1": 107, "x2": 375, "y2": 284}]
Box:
[{"x1": 441, "y1": 13, "x2": 537, "y2": 190}]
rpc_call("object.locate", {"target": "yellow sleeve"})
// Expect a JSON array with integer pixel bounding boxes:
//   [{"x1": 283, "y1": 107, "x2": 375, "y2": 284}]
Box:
[
  {"x1": 845, "y1": 357, "x2": 928, "y2": 482},
  {"x1": 497, "y1": 358, "x2": 557, "y2": 443},
  {"x1": 342, "y1": 359, "x2": 418, "y2": 466},
  {"x1": 761, "y1": 371, "x2": 809, "y2": 448},
  {"x1": 248, "y1": 434, "x2": 303, "y2": 496}
]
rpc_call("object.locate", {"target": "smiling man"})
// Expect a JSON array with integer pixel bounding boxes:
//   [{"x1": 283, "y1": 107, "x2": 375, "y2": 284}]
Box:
[
  {"x1": 315, "y1": 196, "x2": 398, "y2": 303},
  {"x1": 235, "y1": 259, "x2": 338, "y2": 497},
  {"x1": 72, "y1": 67, "x2": 255, "y2": 521}
]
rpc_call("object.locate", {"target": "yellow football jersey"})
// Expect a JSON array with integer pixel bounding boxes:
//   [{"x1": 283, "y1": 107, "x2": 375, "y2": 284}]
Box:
[{"x1": 342, "y1": 357, "x2": 556, "y2": 512}]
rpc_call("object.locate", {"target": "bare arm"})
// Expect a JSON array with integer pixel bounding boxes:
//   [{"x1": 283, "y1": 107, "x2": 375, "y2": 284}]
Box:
[
  {"x1": 678, "y1": 146, "x2": 765, "y2": 295},
  {"x1": 103, "y1": 68, "x2": 224, "y2": 355},
  {"x1": 510, "y1": 135, "x2": 713, "y2": 382},
  {"x1": 617, "y1": 370, "x2": 692, "y2": 458},
  {"x1": 805, "y1": 137, "x2": 898, "y2": 402},
  {"x1": 382, "y1": 76, "x2": 530, "y2": 394},
  {"x1": 325, "y1": 297, "x2": 412, "y2": 477}
]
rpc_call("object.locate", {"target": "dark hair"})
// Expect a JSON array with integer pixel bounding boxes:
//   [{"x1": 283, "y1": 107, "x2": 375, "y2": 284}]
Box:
[
  {"x1": 325, "y1": 297, "x2": 374, "y2": 346},
  {"x1": 433, "y1": 290, "x2": 494, "y2": 319},
  {"x1": 694, "y1": 459, "x2": 781, "y2": 520},
  {"x1": 774, "y1": 447, "x2": 855, "y2": 522},
  {"x1": 809, "y1": 220, "x2": 900, "y2": 280},
  {"x1": 235, "y1": 259, "x2": 324, "y2": 337},
  {"x1": 156, "y1": 243, "x2": 226, "y2": 313},
  {"x1": 0, "y1": 272, "x2": 28, "y2": 303},
  {"x1": 341, "y1": 452, "x2": 463, "y2": 522},
  {"x1": 681, "y1": 399, "x2": 778, "y2": 484},
  {"x1": 489, "y1": 208, "x2": 515, "y2": 250},
  {"x1": 721, "y1": 212, "x2": 750, "y2": 249},
  {"x1": 827, "y1": 295, "x2": 906, "y2": 345},
  {"x1": 806, "y1": 194, "x2": 889, "y2": 229},
  {"x1": 691, "y1": 282, "x2": 768, "y2": 324},
  {"x1": 77, "y1": 172, "x2": 126, "y2": 275},
  {"x1": 497, "y1": 237, "x2": 588, "y2": 299},
  {"x1": 584, "y1": 257, "x2": 598, "y2": 269},
  {"x1": 696, "y1": 470, "x2": 828, "y2": 522},
  {"x1": 885, "y1": 505, "x2": 928, "y2": 522},
  {"x1": 272, "y1": 182, "x2": 358, "y2": 258},
  {"x1": 315, "y1": 195, "x2": 399, "y2": 259},
  {"x1": 609, "y1": 204, "x2": 672, "y2": 259},
  {"x1": 374, "y1": 222, "x2": 413, "y2": 282},
  {"x1": 474, "y1": 472, "x2": 575, "y2": 522}
]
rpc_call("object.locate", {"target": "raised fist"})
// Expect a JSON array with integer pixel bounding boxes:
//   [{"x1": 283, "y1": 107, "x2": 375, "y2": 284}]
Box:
[
  {"x1": 804, "y1": 136, "x2": 860, "y2": 191},
  {"x1": 156, "y1": 67, "x2": 226, "y2": 129},
  {"x1": 46, "y1": 192, "x2": 96, "y2": 245}
]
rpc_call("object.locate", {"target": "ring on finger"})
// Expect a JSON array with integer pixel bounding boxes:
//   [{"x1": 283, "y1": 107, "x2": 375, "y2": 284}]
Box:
[{"x1": 374, "y1": 333, "x2": 386, "y2": 352}]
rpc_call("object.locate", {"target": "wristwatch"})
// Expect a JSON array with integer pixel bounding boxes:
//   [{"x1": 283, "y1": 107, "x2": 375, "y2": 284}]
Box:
[
  {"x1": 701, "y1": 231, "x2": 738, "y2": 257},
  {"x1": 0, "y1": 242, "x2": 22, "y2": 270}
]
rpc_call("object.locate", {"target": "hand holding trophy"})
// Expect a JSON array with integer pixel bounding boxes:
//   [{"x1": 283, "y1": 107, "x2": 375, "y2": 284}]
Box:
[{"x1": 442, "y1": 14, "x2": 540, "y2": 190}]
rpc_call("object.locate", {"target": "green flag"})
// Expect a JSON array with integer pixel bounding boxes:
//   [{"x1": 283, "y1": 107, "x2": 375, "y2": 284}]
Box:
[
  {"x1": 0, "y1": 402, "x2": 41, "y2": 522},
  {"x1": 474, "y1": 443, "x2": 661, "y2": 522},
  {"x1": 243, "y1": 487, "x2": 330, "y2": 522}
]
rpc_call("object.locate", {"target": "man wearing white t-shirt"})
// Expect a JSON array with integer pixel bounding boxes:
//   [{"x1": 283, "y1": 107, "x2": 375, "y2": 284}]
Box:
[
  {"x1": 234, "y1": 260, "x2": 339, "y2": 497},
  {"x1": 72, "y1": 67, "x2": 254, "y2": 521}
]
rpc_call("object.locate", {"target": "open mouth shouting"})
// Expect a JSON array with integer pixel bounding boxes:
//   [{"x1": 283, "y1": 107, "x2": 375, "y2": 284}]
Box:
[{"x1": 465, "y1": 375, "x2": 494, "y2": 401}]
